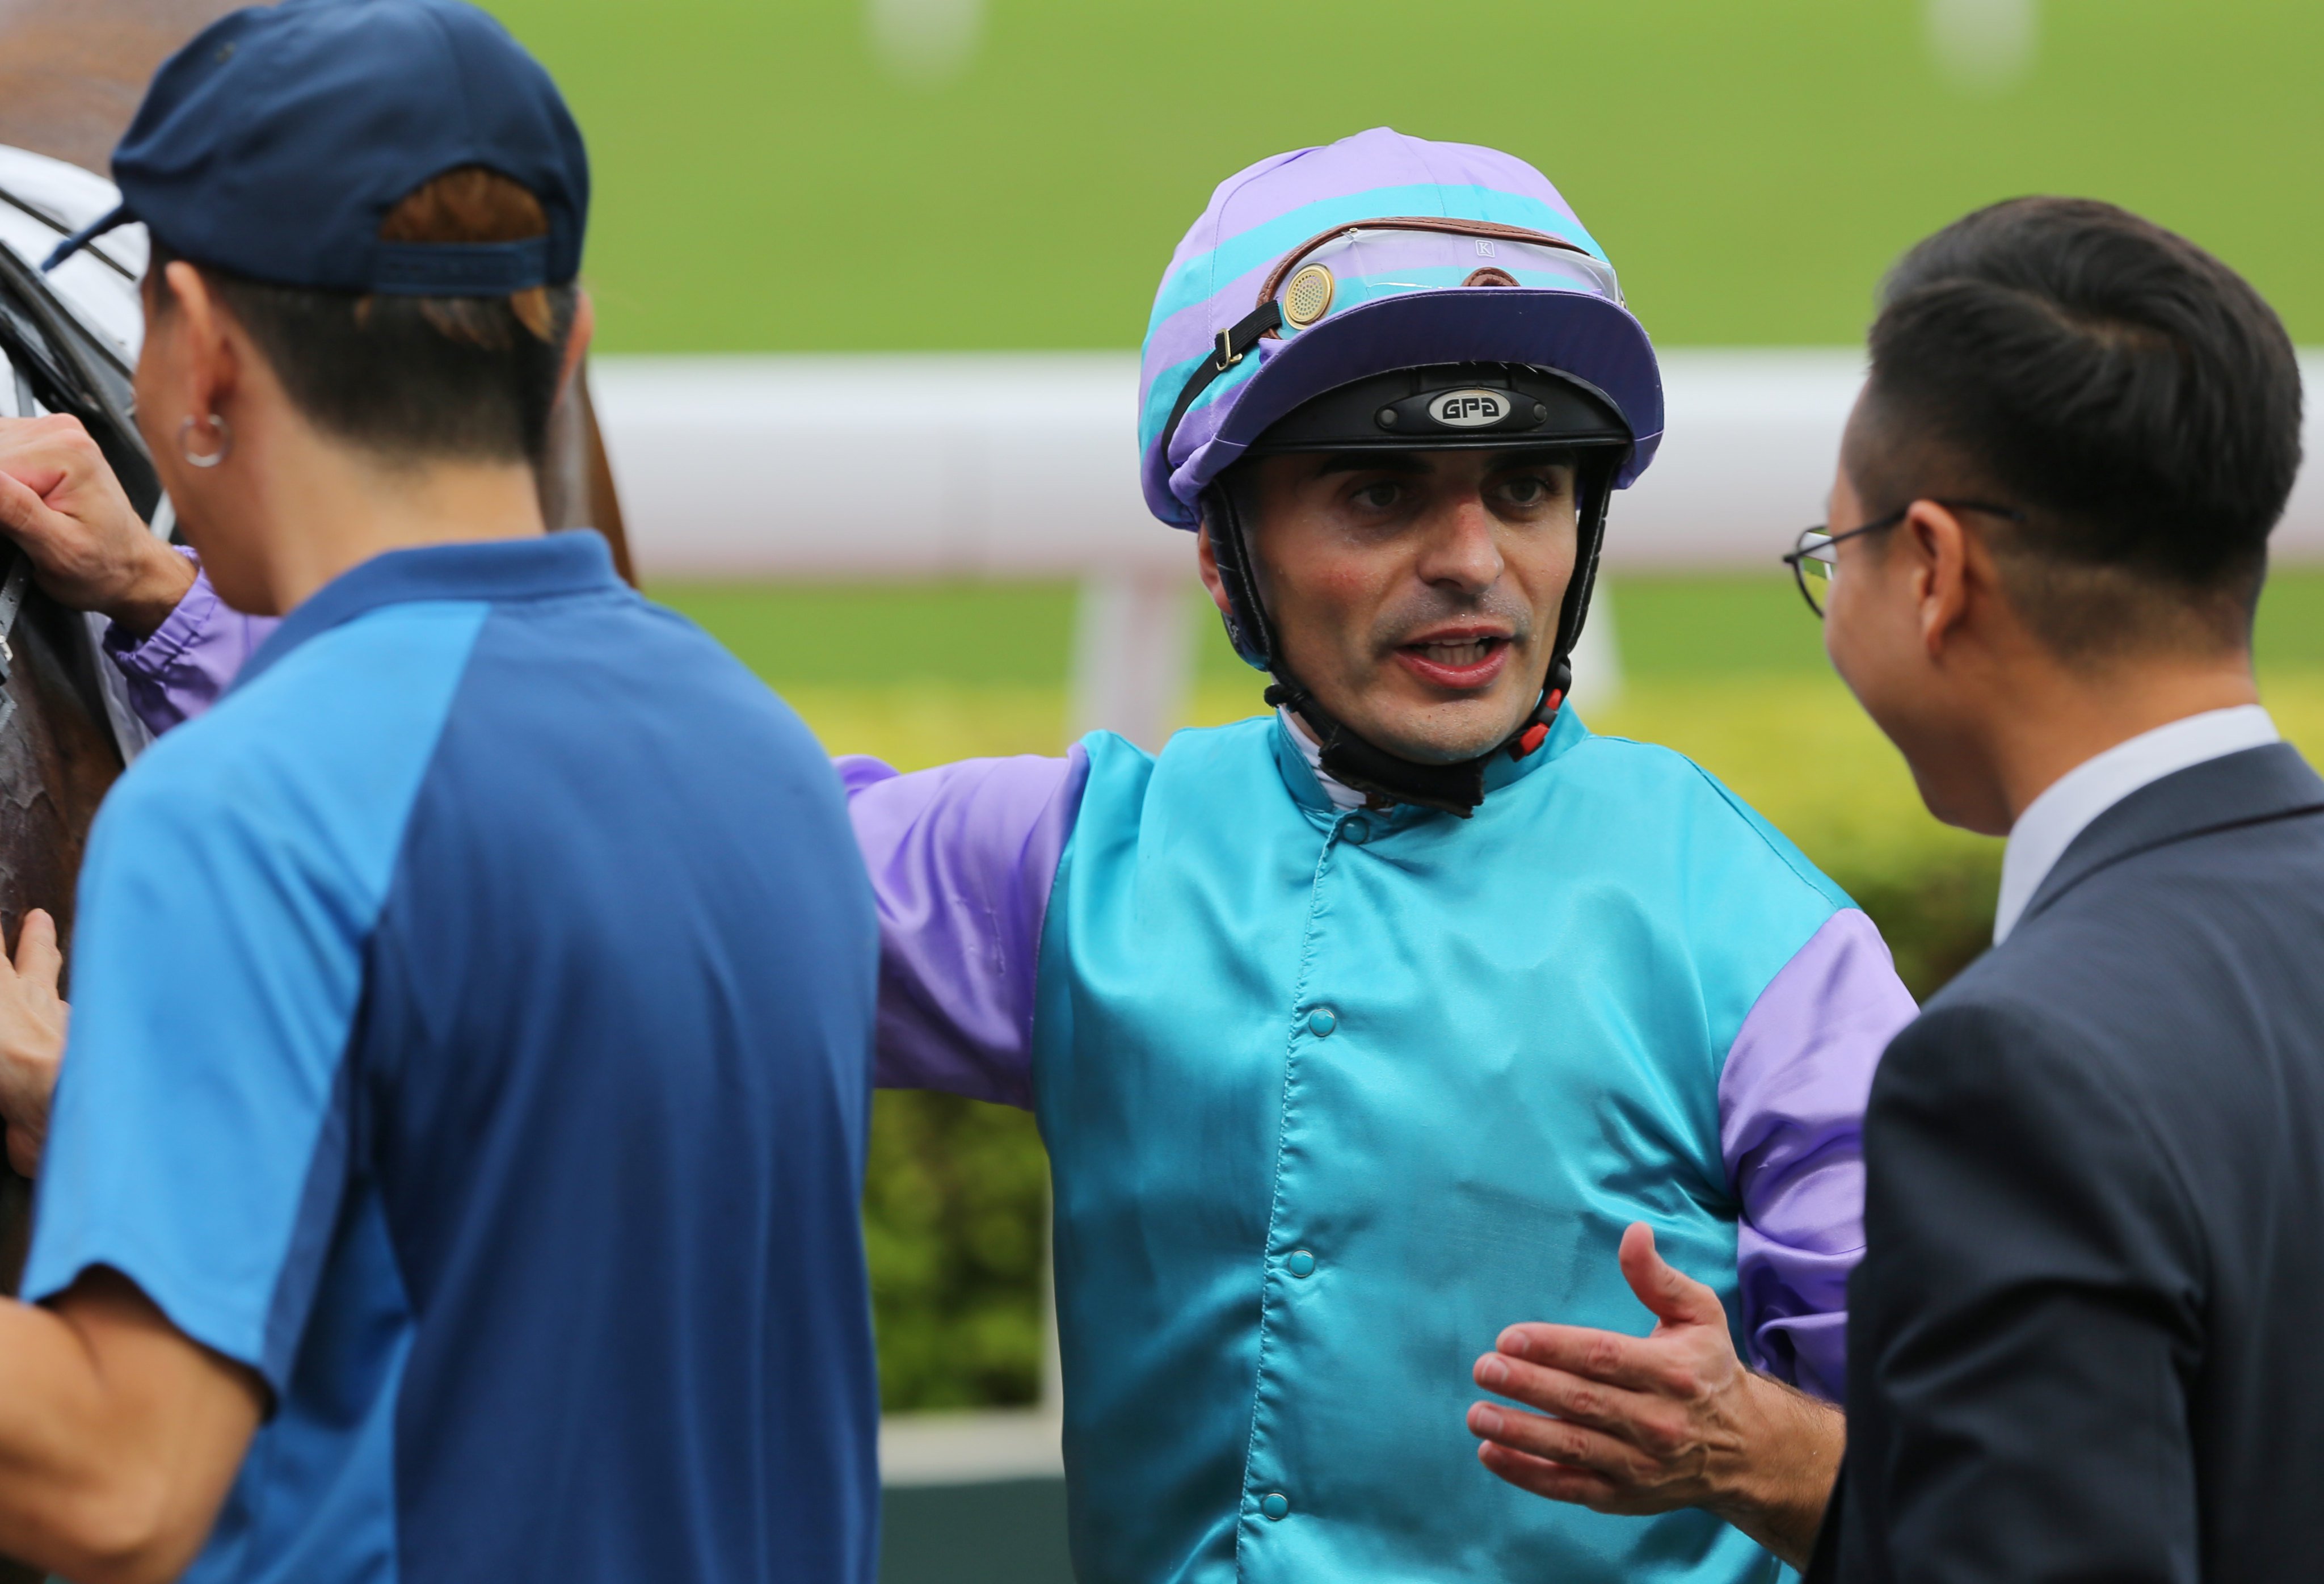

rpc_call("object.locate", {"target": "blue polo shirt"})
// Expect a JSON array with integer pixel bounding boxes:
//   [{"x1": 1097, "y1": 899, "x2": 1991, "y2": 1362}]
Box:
[{"x1": 24, "y1": 532, "x2": 879, "y2": 1584}]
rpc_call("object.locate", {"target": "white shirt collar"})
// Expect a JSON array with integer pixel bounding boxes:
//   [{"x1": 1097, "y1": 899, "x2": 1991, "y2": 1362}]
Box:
[
  {"x1": 1994, "y1": 704, "x2": 2279, "y2": 944},
  {"x1": 1279, "y1": 707, "x2": 1369, "y2": 811}
]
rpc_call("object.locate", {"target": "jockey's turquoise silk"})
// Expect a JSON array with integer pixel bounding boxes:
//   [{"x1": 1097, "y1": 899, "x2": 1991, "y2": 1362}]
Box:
[{"x1": 1033, "y1": 709, "x2": 1849, "y2": 1584}]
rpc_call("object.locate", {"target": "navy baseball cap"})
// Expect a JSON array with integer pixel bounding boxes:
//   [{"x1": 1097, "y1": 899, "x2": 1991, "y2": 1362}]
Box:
[{"x1": 44, "y1": 0, "x2": 587, "y2": 296}]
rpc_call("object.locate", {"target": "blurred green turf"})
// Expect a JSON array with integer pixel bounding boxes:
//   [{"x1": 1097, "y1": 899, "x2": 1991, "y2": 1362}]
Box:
[
  {"x1": 1612, "y1": 575, "x2": 1826, "y2": 677},
  {"x1": 658, "y1": 581, "x2": 1080, "y2": 686},
  {"x1": 2255, "y1": 572, "x2": 2324, "y2": 670},
  {"x1": 485, "y1": 0, "x2": 2324, "y2": 352},
  {"x1": 653, "y1": 567, "x2": 2324, "y2": 687}
]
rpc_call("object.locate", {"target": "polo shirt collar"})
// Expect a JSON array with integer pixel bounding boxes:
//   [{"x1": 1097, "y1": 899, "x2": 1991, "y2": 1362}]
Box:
[{"x1": 235, "y1": 530, "x2": 621, "y2": 693}]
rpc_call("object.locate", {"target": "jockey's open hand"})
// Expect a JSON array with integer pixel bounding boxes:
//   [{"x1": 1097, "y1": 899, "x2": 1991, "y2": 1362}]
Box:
[
  {"x1": 0, "y1": 413, "x2": 192, "y2": 635},
  {"x1": 0, "y1": 909, "x2": 67, "y2": 1177},
  {"x1": 1466, "y1": 1222, "x2": 1841, "y2": 1569}
]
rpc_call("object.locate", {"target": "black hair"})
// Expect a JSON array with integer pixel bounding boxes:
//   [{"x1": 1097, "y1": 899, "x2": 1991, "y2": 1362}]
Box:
[
  {"x1": 147, "y1": 169, "x2": 578, "y2": 468},
  {"x1": 1851, "y1": 196, "x2": 2301, "y2": 658}
]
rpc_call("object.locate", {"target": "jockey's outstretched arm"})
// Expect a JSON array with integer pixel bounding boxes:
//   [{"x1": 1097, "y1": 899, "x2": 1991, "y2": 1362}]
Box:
[{"x1": 840, "y1": 750, "x2": 1085, "y2": 1109}]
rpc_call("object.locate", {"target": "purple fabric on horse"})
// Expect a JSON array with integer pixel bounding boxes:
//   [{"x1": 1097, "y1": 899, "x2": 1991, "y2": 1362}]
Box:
[{"x1": 1137, "y1": 126, "x2": 1665, "y2": 528}]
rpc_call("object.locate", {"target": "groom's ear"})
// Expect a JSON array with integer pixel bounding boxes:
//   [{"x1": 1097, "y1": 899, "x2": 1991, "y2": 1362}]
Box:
[{"x1": 1905, "y1": 501, "x2": 1980, "y2": 662}]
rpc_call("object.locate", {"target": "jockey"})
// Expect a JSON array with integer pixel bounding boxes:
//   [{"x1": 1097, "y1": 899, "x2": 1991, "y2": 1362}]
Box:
[{"x1": 0, "y1": 129, "x2": 1912, "y2": 1579}]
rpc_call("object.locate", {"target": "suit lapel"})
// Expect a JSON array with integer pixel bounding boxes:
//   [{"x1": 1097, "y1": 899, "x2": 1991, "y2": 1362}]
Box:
[{"x1": 2019, "y1": 742, "x2": 2324, "y2": 932}]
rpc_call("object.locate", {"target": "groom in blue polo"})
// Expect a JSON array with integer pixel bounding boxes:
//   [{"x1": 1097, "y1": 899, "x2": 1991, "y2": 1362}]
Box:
[{"x1": 0, "y1": 4, "x2": 879, "y2": 1581}]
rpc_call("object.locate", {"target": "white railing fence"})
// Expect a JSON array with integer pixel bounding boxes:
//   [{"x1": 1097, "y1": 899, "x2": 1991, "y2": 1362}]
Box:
[{"x1": 595, "y1": 350, "x2": 2324, "y2": 747}]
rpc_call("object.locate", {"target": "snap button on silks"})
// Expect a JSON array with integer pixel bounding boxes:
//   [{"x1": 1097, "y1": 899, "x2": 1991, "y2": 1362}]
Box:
[
  {"x1": 1340, "y1": 817, "x2": 1370, "y2": 844},
  {"x1": 1286, "y1": 1250, "x2": 1317, "y2": 1278},
  {"x1": 1261, "y1": 1492, "x2": 1291, "y2": 1521},
  {"x1": 1307, "y1": 1007, "x2": 1337, "y2": 1037}
]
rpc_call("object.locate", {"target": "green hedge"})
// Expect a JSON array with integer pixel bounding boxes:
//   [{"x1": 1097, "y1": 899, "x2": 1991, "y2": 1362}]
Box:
[
  {"x1": 1839, "y1": 848, "x2": 2001, "y2": 1002},
  {"x1": 865, "y1": 1090, "x2": 1050, "y2": 1411}
]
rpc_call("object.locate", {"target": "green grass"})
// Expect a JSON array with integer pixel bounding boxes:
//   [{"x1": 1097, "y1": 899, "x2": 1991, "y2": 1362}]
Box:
[
  {"x1": 2255, "y1": 574, "x2": 2324, "y2": 670},
  {"x1": 485, "y1": 0, "x2": 2324, "y2": 352},
  {"x1": 659, "y1": 581, "x2": 1081, "y2": 687},
  {"x1": 1618, "y1": 571, "x2": 2324, "y2": 678},
  {"x1": 1613, "y1": 575, "x2": 1832, "y2": 677},
  {"x1": 657, "y1": 567, "x2": 2324, "y2": 691}
]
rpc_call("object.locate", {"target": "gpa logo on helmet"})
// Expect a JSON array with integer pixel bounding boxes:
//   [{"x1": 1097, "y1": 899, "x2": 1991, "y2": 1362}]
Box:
[{"x1": 1425, "y1": 389, "x2": 1510, "y2": 428}]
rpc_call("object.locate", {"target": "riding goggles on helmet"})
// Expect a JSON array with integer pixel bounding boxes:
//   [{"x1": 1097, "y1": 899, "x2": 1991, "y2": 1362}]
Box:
[
  {"x1": 1157, "y1": 219, "x2": 1626, "y2": 470},
  {"x1": 1263, "y1": 220, "x2": 1623, "y2": 339}
]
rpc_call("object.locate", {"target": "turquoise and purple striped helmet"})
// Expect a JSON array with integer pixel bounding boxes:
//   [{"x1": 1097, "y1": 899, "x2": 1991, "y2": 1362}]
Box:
[{"x1": 1138, "y1": 127, "x2": 1664, "y2": 528}]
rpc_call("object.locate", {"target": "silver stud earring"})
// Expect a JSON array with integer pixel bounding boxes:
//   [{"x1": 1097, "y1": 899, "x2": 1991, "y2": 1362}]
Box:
[{"x1": 178, "y1": 413, "x2": 231, "y2": 469}]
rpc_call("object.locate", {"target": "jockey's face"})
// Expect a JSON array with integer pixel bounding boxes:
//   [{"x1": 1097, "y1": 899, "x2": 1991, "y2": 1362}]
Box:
[{"x1": 1202, "y1": 448, "x2": 1580, "y2": 765}]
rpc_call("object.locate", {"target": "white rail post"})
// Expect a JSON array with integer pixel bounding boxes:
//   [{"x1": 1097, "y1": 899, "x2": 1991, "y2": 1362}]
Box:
[
  {"x1": 1925, "y1": 0, "x2": 2037, "y2": 93},
  {"x1": 1568, "y1": 586, "x2": 1623, "y2": 709},
  {"x1": 1068, "y1": 569, "x2": 1192, "y2": 751}
]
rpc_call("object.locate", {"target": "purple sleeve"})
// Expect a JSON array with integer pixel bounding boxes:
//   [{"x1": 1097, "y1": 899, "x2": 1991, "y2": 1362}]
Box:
[
  {"x1": 838, "y1": 747, "x2": 1090, "y2": 1109},
  {"x1": 1720, "y1": 906, "x2": 1917, "y2": 1402},
  {"x1": 102, "y1": 556, "x2": 277, "y2": 737}
]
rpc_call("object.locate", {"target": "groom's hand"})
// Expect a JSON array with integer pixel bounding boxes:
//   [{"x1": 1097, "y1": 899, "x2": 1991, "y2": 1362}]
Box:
[
  {"x1": 1465, "y1": 1221, "x2": 1841, "y2": 1569},
  {"x1": 0, "y1": 908, "x2": 67, "y2": 1175}
]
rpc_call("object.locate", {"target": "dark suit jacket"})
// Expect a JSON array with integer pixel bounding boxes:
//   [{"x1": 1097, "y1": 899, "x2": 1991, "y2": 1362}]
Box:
[{"x1": 1809, "y1": 742, "x2": 2324, "y2": 1582}]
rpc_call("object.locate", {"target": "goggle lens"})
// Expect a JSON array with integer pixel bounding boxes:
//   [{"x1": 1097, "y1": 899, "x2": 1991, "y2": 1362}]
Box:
[{"x1": 1270, "y1": 228, "x2": 1622, "y2": 336}]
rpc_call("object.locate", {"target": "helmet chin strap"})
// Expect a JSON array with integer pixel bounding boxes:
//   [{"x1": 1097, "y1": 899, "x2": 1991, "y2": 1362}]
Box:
[
  {"x1": 1205, "y1": 464, "x2": 1612, "y2": 820},
  {"x1": 1258, "y1": 667, "x2": 1565, "y2": 819}
]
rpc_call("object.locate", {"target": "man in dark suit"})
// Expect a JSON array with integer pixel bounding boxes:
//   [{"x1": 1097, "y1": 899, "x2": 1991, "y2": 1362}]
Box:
[{"x1": 1800, "y1": 198, "x2": 2319, "y2": 1578}]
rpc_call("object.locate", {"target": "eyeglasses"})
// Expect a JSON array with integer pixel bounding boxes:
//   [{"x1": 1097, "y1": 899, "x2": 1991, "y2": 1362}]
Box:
[{"x1": 1782, "y1": 500, "x2": 2026, "y2": 617}]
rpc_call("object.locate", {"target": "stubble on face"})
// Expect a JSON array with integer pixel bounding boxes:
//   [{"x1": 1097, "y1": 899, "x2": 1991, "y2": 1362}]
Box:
[{"x1": 1241, "y1": 449, "x2": 1579, "y2": 766}]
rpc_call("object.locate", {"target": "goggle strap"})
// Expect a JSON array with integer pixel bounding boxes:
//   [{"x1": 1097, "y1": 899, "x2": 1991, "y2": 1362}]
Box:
[
  {"x1": 1157, "y1": 301, "x2": 1285, "y2": 468},
  {"x1": 1254, "y1": 216, "x2": 1597, "y2": 306}
]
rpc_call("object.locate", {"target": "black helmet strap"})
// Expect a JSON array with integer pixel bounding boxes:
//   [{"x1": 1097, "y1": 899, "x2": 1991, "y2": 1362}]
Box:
[{"x1": 1157, "y1": 302, "x2": 1284, "y2": 467}]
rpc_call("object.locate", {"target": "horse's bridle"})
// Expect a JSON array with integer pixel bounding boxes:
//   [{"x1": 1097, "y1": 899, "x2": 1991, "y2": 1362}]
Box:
[
  {"x1": 0, "y1": 200, "x2": 159, "y2": 692},
  {"x1": 0, "y1": 180, "x2": 134, "y2": 282},
  {"x1": 0, "y1": 225, "x2": 152, "y2": 510}
]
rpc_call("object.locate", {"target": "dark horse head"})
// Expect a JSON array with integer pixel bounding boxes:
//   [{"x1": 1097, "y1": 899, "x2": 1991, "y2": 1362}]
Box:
[{"x1": 0, "y1": 138, "x2": 159, "y2": 1332}]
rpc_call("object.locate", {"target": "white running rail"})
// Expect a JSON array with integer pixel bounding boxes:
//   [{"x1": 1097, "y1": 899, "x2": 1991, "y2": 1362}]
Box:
[{"x1": 592, "y1": 350, "x2": 2324, "y2": 747}]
